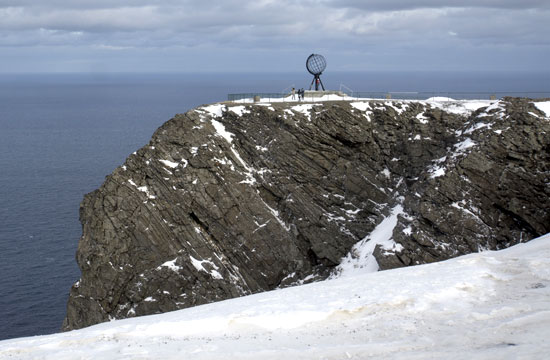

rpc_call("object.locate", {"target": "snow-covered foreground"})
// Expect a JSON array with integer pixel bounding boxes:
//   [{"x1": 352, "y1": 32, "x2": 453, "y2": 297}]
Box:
[{"x1": 2, "y1": 234, "x2": 549, "y2": 359}]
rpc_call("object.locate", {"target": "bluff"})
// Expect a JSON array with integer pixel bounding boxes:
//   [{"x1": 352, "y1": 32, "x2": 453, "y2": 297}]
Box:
[{"x1": 63, "y1": 97, "x2": 550, "y2": 330}]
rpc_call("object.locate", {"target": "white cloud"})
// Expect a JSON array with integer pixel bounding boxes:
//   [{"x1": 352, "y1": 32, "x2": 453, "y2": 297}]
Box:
[
  {"x1": 330, "y1": 0, "x2": 550, "y2": 11},
  {"x1": 0, "y1": 1, "x2": 548, "y2": 46},
  {"x1": 0, "y1": 0, "x2": 548, "y2": 72}
]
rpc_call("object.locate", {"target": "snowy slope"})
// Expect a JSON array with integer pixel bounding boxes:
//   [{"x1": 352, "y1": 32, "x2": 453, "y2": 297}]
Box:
[{"x1": 1, "y1": 234, "x2": 549, "y2": 359}]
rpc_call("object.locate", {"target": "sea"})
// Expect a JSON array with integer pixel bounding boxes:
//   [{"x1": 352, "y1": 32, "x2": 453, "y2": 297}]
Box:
[{"x1": 1, "y1": 71, "x2": 549, "y2": 341}]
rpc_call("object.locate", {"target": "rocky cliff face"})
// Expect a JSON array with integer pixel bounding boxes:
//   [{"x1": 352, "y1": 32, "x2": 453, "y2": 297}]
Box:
[{"x1": 63, "y1": 97, "x2": 550, "y2": 331}]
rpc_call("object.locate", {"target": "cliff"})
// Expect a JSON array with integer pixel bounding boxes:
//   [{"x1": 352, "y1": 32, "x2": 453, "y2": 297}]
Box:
[{"x1": 63, "y1": 97, "x2": 550, "y2": 330}]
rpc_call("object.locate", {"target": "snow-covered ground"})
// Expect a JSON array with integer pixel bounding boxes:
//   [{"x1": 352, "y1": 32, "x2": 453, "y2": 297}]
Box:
[
  {"x1": 231, "y1": 95, "x2": 550, "y2": 121},
  {"x1": 231, "y1": 94, "x2": 503, "y2": 118},
  {"x1": 1, "y1": 233, "x2": 549, "y2": 359}
]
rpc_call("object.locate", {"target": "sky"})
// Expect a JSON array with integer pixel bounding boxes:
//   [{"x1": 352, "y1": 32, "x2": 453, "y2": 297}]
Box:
[{"x1": 0, "y1": 0, "x2": 549, "y2": 73}]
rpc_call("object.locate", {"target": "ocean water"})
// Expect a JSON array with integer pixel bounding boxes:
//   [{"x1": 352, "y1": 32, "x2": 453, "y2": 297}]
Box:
[{"x1": 0, "y1": 71, "x2": 549, "y2": 341}]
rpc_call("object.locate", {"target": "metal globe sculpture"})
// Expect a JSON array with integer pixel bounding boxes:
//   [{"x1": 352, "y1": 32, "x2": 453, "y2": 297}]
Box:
[
  {"x1": 306, "y1": 54, "x2": 326, "y2": 91},
  {"x1": 306, "y1": 54, "x2": 327, "y2": 75}
]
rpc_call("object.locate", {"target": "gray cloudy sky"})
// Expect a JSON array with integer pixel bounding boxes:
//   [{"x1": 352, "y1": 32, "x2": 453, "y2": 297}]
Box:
[{"x1": 1, "y1": 0, "x2": 549, "y2": 73}]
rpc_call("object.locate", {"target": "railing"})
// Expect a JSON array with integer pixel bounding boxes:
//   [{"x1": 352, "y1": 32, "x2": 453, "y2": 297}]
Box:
[
  {"x1": 281, "y1": 84, "x2": 296, "y2": 94},
  {"x1": 228, "y1": 91, "x2": 550, "y2": 102},
  {"x1": 339, "y1": 83, "x2": 354, "y2": 97}
]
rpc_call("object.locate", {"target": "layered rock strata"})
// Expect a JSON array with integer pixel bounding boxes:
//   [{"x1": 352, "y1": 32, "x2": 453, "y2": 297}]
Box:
[{"x1": 63, "y1": 97, "x2": 550, "y2": 330}]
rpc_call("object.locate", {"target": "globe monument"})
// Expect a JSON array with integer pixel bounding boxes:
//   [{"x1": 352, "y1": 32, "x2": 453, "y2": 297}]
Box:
[{"x1": 306, "y1": 54, "x2": 327, "y2": 91}]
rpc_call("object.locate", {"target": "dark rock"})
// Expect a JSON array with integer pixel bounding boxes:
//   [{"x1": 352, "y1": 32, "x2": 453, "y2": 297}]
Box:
[{"x1": 63, "y1": 98, "x2": 550, "y2": 330}]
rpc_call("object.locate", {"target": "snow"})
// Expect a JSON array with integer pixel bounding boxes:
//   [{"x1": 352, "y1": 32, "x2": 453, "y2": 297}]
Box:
[
  {"x1": 416, "y1": 112, "x2": 429, "y2": 124},
  {"x1": 464, "y1": 100, "x2": 497, "y2": 112},
  {"x1": 255, "y1": 103, "x2": 275, "y2": 111},
  {"x1": 157, "y1": 259, "x2": 181, "y2": 272},
  {"x1": 484, "y1": 101, "x2": 502, "y2": 112},
  {"x1": 350, "y1": 102, "x2": 370, "y2": 111},
  {"x1": 336, "y1": 204, "x2": 405, "y2": 275},
  {"x1": 202, "y1": 104, "x2": 225, "y2": 118},
  {"x1": 1, "y1": 234, "x2": 550, "y2": 359},
  {"x1": 231, "y1": 149, "x2": 256, "y2": 185},
  {"x1": 190, "y1": 256, "x2": 223, "y2": 280},
  {"x1": 233, "y1": 93, "x2": 359, "y2": 104},
  {"x1": 452, "y1": 201, "x2": 482, "y2": 222},
  {"x1": 476, "y1": 101, "x2": 506, "y2": 120},
  {"x1": 430, "y1": 167, "x2": 446, "y2": 178},
  {"x1": 137, "y1": 186, "x2": 154, "y2": 199},
  {"x1": 211, "y1": 120, "x2": 234, "y2": 144},
  {"x1": 533, "y1": 101, "x2": 550, "y2": 117},
  {"x1": 426, "y1": 96, "x2": 455, "y2": 102},
  {"x1": 228, "y1": 106, "x2": 249, "y2": 116},
  {"x1": 210, "y1": 118, "x2": 258, "y2": 185},
  {"x1": 159, "y1": 159, "x2": 179, "y2": 169},
  {"x1": 350, "y1": 101, "x2": 373, "y2": 121},
  {"x1": 426, "y1": 98, "x2": 496, "y2": 116},
  {"x1": 259, "y1": 197, "x2": 290, "y2": 231},
  {"x1": 385, "y1": 101, "x2": 408, "y2": 114},
  {"x1": 232, "y1": 96, "x2": 497, "y2": 121},
  {"x1": 290, "y1": 104, "x2": 314, "y2": 121},
  {"x1": 454, "y1": 138, "x2": 477, "y2": 154},
  {"x1": 464, "y1": 122, "x2": 492, "y2": 134},
  {"x1": 127, "y1": 180, "x2": 156, "y2": 199}
]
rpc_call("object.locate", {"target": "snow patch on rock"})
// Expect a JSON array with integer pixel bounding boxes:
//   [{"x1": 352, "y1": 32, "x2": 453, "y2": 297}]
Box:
[
  {"x1": 211, "y1": 120, "x2": 235, "y2": 144},
  {"x1": 534, "y1": 101, "x2": 550, "y2": 118},
  {"x1": 291, "y1": 104, "x2": 314, "y2": 121},
  {"x1": 336, "y1": 204, "x2": 405, "y2": 276},
  {"x1": 229, "y1": 106, "x2": 250, "y2": 116}
]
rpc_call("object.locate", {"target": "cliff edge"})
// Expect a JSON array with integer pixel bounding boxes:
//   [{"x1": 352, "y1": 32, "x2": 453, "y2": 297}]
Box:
[{"x1": 63, "y1": 97, "x2": 550, "y2": 330}]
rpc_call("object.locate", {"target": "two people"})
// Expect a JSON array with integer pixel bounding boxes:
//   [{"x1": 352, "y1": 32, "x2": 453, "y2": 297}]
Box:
[{"x1": 292, "y1": 88, "x2": 305, "y2": 101}]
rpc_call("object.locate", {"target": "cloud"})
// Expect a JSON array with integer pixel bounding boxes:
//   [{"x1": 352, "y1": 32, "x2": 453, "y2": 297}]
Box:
[
  {"x1": 0, "y1": 1, "x2": 323, "y2": 49},
  {"x1": 329, "y1": 0, "x2": 550, "y2": 11},
  {"x1": 0, "y1": 6, "x2": 164, "y2": 32},
  {"x1": 0, "y1": 0, "x2": 548, "y2": 72}
]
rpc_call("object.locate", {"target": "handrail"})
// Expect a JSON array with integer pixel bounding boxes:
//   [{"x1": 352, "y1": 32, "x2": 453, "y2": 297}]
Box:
[
  {"x1": 339, "y1": 83, "x2": 354, "y2": 97},
  {"x1": 281, "y1": 84, "x2": 295, "y2": 94}
]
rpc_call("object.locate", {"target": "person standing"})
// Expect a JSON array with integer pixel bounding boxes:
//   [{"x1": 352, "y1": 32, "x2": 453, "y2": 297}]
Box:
[{"x1": 291, "y1": 87, "x2": 296, "y2": 100}]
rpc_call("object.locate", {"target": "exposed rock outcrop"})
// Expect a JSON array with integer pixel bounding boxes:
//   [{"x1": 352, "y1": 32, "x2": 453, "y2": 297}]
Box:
[{"x1": 63, "y1": 97, "x2": 550, "y2": 331}]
